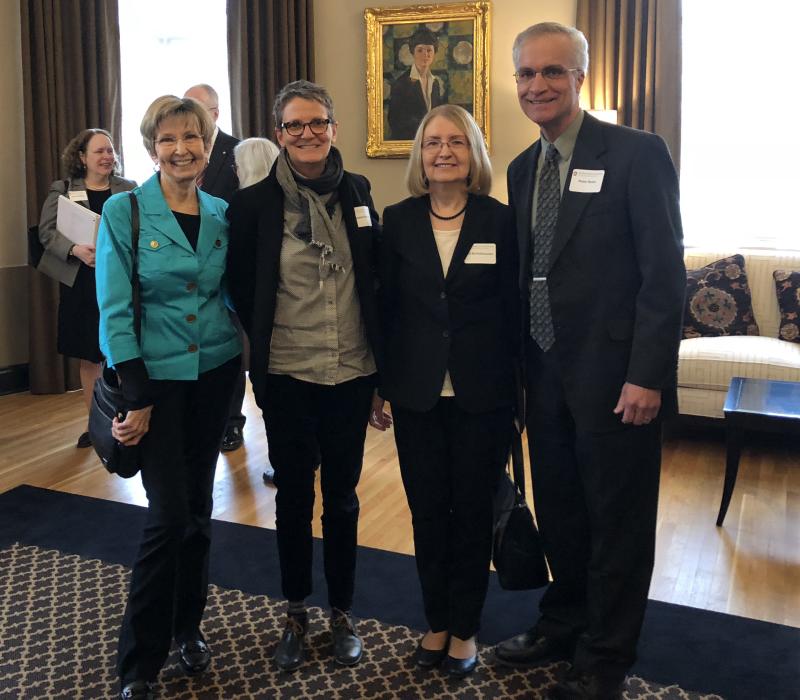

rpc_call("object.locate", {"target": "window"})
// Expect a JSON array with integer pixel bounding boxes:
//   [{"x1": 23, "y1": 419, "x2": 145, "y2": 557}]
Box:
[
  {"x1": 681, "y1": 2, "x2": 800, "y2": 250},
  {"x1": 118, "y1": 0, "x2": 231, "y2": 186}
]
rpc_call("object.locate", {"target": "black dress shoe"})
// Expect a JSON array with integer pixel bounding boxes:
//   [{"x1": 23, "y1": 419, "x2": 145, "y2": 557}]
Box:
[
  {"x1": 262, "y1": 464, "x2": 275, "y2": 484},
  {"x1": 493, "y1": 629, "x2": 573, "y2": 668},
  {"x1": 178, "y1": 638, "x2": 211, "y2": 675},
  {"x1": 442, "y1": 653, "x2": 478, "y2": 678},
  {"x1": 330, "y1": 608, "x2": 363, "y2": 666},
  {"x1": 77, "y1": 431, "x2": 92, "y2": 448},
  {"x1": 274, "y1": 612, "x2": 308, "y2": 671},
  {"x1": 120, "y1": 680, "x2": 154, "y2": 700},
  {"x1": 546, "y1": 669, "x2": 624, "y2": 700},
  {"x1": 412, "y1": 639, "x2": 449, "y2": 668},
  {"x1": 221, "y1": 425, "x2": 244, "y2": 452}
]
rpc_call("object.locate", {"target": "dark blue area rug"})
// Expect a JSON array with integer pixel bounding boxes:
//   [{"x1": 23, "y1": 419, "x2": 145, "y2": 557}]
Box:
[{"x1": 1, "y1": 485, "x2": 798, "y2": 699}]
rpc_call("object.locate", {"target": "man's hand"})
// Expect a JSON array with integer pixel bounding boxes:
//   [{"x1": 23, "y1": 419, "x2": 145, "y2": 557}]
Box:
[
  {"x1": 112, "y1": 405, "x2": 153, "y2": 445},
  {"x1": 368, "y1": 392, "x2": 393, "y2": 431},
  {"x1": 613, "y1": 382, "x2": 661, "y2": 425}
]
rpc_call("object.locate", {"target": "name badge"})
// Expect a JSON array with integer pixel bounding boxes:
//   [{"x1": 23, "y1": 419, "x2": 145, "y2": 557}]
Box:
[
  {"x1": 68, "y1": 190, "x2": 89, "y2": 202},
  {"x1": 568, "y1": 169, "x2": 605, "y2": 193},
  {"x1": 464, "y1": 243, "x2": 496, "y2": 265},
  {"x1": 354, "y1": 205, "x2": 372, "y2": 228}
]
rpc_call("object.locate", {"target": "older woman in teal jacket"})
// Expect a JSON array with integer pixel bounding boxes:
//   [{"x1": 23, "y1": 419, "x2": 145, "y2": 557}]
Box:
[{"x1": 96, "y1": 95, "x2": 240, "y2": 700}]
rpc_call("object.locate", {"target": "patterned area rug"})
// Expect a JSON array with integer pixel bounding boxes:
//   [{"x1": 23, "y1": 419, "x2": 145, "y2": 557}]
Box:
[{"x1": 0, "y1": 543, "x2": 723, "y2": 699}]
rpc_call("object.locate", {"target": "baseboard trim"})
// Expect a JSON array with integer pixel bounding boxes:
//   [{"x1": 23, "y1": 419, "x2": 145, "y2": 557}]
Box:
[{"x1": 0, "y1": 364, "x2": 29, "y2": 395}]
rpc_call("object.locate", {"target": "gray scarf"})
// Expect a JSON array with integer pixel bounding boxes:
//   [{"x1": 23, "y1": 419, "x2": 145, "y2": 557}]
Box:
[{"x1": 275, "y1": 147, "x2": 346, "y2": 282}]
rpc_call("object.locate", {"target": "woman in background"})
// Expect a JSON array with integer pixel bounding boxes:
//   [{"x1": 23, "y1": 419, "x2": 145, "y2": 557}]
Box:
[
  {"x1": 37, "y1": 128, "x2": 135, "y2": 447},
  {"x1": 374, "y1": 104, "x2": 518, "y2": 677},
  {"x1": 96, "y1": 96, "x2": 241, "y2": 700},
  {"x1": 231, "y1": 136, "x2": 281, "y2": 484}
]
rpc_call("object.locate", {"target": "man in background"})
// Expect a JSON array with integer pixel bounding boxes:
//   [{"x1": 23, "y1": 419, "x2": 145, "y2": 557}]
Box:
[
  {"x1": 494, "y1": 22, "x2": 685, "y2": 700},
  {"x1": 184, "y1": 84, "x2": 250, "y2": 457}
]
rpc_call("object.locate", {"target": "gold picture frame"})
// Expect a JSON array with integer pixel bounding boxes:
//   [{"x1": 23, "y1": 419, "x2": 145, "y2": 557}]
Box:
[{"x1": 364, "y1": 1, "x2": 491, "y2": 158}]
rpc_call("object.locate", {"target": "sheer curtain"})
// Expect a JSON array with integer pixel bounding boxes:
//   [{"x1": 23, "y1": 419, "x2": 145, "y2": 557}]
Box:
[{"x1": 681, "y1": 1, "x2": 800, "y2": 250}]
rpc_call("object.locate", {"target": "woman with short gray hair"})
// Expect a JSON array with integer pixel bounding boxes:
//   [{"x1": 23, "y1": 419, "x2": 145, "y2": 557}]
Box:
[
  {"x1": 233, "y1": 137, "x2": 280, "y2": 189},
  {"x1": 226, "y1": 80, "x2": 383, "y2": 673}
]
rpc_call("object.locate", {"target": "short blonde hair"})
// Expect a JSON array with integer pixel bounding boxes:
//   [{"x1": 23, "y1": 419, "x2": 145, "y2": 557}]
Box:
[
  {"x1": 140, "y1": 95, "x2": 214, "y2": 157},
  {"x1": 405, "y1": 105, "x2": 491, "y2": 197}
]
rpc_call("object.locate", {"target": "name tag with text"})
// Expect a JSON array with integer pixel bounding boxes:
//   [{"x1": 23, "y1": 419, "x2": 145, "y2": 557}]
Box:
[
  {"x1": 569, "y1": 169, "x2": 605, "y2": 193},
  {"x1": 68, "y1": 190, "x2": 89, "y2": 202},
  {"x1": 354, "y1": 206, "x2": 372, "y2": 228},
  {"x1": 465, "y1": 243, "x2": 496, "y2": 264}
]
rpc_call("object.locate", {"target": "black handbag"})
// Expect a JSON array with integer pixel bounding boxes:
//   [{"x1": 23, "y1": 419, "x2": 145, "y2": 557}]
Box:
[
  {"x1": 88, "y1": 193, "x2": 142, "y2": 478},
  {"x1": 492, "y1": 419, "x2": 550, "y2": 590}
]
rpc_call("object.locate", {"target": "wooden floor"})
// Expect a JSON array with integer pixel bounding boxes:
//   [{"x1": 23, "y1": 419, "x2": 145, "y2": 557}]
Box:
[{"x1": 1, "y1": 386, "x2": 798, "y2": 628}]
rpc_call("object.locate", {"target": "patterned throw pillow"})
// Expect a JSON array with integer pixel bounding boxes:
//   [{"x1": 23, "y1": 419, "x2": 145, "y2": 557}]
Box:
[
  {"x1": 683, "y1": 254, "x2": 760, "y2": 339},
  {"x1": 773, "y1": 270, "x2": 800, "y2": 343}
]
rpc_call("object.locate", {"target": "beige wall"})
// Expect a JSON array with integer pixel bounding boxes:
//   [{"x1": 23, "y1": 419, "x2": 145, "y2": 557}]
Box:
[
  {"x1": 0, "y1": 0, "x2": 28, "y2": 367},
  {"x1": 313, "y1": 0, "x2": 576, "y2": 212}
]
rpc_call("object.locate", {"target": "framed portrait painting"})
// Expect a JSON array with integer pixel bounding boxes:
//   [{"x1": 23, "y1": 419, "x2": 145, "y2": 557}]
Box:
[{"x1": 364, "y1": 1, "x2": 491, "y2": 158}]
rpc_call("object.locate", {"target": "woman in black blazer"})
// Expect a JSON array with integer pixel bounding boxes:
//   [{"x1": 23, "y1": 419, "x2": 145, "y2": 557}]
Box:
[{"x1": 373, "y1": 104, "x2": 519, "y2": 677}]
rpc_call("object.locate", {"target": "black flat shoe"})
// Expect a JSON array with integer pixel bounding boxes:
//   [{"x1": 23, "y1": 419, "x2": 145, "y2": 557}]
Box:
[
  {"x1": 274, "y1": 612, "x2": 308, "y2": 671},
  {"x1": 412, "y1": 640, "x2": 449, "y2": 668},
  {"x1": 442, "y1": 652, "x2": 478, "y2": 678},
  {"x1": 330, "y1": 608, "x2": 363, "y2": 666},
  {"x1": 120, "y1": 680, "x2": 154, "y2": 700},
  {"x1": 178, "y1": 638, "x2": 211, "y2": 675},
  {"x1": 77, "y1": 431, "x2": 92, "y2": 448}
]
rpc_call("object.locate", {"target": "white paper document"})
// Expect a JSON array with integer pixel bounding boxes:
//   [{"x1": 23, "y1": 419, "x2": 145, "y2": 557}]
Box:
[{"x1": 56, "y1": 195, "x2": 100, "y2": 246}]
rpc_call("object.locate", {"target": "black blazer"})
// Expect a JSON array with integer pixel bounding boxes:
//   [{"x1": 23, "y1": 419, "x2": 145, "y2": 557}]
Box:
[
  {"x1": 508, "y1": 113, "x2": 685, "y2": 431},
  {"x1": 226, "y1": 167, "x2": 383, "y2": 405},
  {"x1": 379, "y1": 194, "x2": 519, "y2": 414},
  {"x1": 201, "y1": 129, "x2": 239, "y2": 203}
]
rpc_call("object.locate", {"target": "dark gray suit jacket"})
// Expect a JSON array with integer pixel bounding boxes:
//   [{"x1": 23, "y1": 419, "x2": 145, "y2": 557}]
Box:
[
  {"x1": 200, "y1": 129, "x2": 239, "y2": 203},
  {"x1": 509, "y1": 113, "x2": 685, "y2": 431}
]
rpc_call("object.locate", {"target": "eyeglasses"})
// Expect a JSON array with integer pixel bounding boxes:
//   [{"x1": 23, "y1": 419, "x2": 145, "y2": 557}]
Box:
[
  {"x1": 422, "y1": 137, "x2": 469, "y2": 151},
  {"x1": 280, "y1": 118, "x2": 333, "y2": 137},
  {"x1": 513, "y1": 66, "x2": 582, "y2": 84},
  {"x1": 155, "y1": 133, "x2": 203, "y2": 148}
]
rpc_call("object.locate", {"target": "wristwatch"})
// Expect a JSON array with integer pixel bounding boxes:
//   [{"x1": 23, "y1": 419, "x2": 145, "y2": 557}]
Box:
[{"x1": 67, "y1": 244, "x2": 76, "y2": 258}]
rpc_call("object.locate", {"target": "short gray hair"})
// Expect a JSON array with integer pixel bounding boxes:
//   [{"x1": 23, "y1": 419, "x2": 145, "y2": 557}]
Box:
[
  {"x1": 184, "y1": 83, "x2": 219, "y2": 108},
  {"x1": 234, "y1": 137, "x2": 280, "y2": 188},
  {"x1": 140, "y1": 95, "x2": 214, "y2": 157},
  {"x1": 512, "y1": 22, "x2": 589, "y2": 73},
  {"x1": 405, "y1": 104, "x2": 492, "y2": 197},
  {"x1": 272, "y1": 80, "x2": 335, "y2": 129}
]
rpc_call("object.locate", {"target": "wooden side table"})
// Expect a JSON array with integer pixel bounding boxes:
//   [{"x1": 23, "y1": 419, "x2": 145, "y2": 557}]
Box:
[{"x1": 718, "y1": 377, "x2": 800, "y2": 526}]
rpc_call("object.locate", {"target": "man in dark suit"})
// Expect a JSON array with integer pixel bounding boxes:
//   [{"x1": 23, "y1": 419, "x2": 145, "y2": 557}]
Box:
[
  {"x1": 184, "y1": 83, "x2": 250, "y2": 457},
  {"x1": 493, "y1": 22, "x2": 685, "y2": 700}
]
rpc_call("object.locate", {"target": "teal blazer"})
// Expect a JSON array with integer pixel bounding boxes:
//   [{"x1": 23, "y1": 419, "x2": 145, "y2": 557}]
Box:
[{"x1": 96, "y1": 173, "x2": 241, "y2": 379}]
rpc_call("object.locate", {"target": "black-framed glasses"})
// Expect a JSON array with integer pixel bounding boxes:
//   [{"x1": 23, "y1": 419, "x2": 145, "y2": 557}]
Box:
[
  {"x1": 280, "y1": 118, "x2": 333, "y2": 137},
  {"x1": 513, "y1": 66, "x2": 582, "y2": 84}
]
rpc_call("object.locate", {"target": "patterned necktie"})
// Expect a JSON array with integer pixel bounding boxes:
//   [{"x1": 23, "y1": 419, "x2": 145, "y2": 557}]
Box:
[{"x1": 529, "y1": 143, "x2": 560, "y2": 351}]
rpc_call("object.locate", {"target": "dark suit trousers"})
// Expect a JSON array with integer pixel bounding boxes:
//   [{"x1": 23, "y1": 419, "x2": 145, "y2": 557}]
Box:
[
  {"x1": 525, "y1": 343, "x2": 661, "y2": 681},
  {"x1": 392, "y1": 399, "x2": 510, "y2": 639},
  {"x1": 262, "y1": 373, "x2": 374, "y2": 611},
  {"x1": 117, "y1": 356, "x2": 239, "y2": 684}
]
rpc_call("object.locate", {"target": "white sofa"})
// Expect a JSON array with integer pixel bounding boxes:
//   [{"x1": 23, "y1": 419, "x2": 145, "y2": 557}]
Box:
[{"x1": 678, "y1": 250, "x2": 800, "y2": 419}]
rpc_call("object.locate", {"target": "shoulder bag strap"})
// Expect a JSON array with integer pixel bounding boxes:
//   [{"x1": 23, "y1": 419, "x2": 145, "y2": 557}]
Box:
[{"x1": 128, "y1": 192, "x2": 141, "y2": 342}]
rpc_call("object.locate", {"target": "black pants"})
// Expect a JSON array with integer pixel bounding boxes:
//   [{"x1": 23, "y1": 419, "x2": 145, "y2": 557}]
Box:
[
  {"x1": 117, "y1": 356, "x2": 239, "y2": 684},
  {"x1": 225, "y1": 316, "x2": 248, "y2": 432},
  {"x1": 392, "y1": 398, "x2": 510, "y2": 639},
  {"x1": 262, "y1": 373, "x2": 374, "y2": 611},
  {"x1": 525, "y1": 344, "x2": 661, "y2": 682}
]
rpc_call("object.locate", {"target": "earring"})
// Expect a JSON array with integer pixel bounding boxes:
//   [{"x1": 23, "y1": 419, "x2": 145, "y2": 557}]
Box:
[{"x1": 423, "y1": 175, "x2": 429, "y2": 187}]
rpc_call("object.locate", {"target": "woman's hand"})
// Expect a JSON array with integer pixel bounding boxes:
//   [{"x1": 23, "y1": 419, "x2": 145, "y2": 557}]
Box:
[
  {"x1": 112, "y1": 405, "x2": 153, "y2": 446},
  {"x1": 368, "y1": 392, "x2": 393, "y2": 431},
  {"x1": 71, "y1": 244, "x2": 96, "y2": 267}
]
